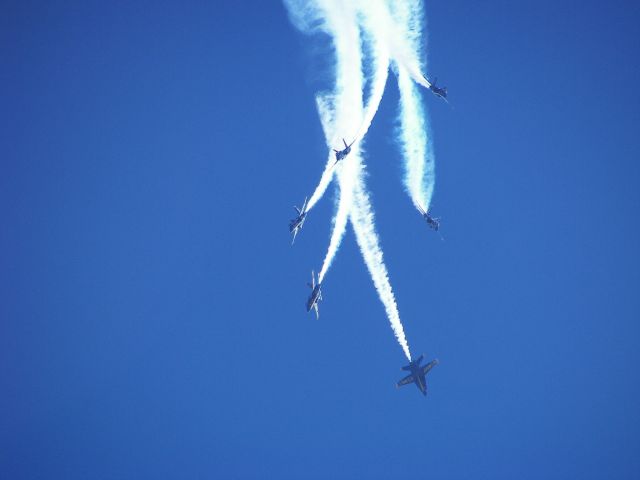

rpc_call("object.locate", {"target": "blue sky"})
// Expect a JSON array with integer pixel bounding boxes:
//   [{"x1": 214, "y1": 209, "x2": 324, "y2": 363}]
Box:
[{"x1": 2, "y1": 1, "x2": 639, "y2": 478}]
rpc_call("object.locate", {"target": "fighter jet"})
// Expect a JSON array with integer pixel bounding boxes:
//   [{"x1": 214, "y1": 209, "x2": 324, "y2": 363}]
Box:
[
  {"x1": 289, "y1": 197, "x2": 308, "y2": 245},
  {"x1": 396, "y1": 355, "x2": 438, "y2": 396},
  {"x1": 423, "y1": 75, "x2": 448, "y2": 103},
  {"x1": 416, "y1": 204, "x2": 440, "y2": 231},
  {"x1": 333, "y1": 138, "x2": 355, "y2": 165},
  {"x1": 306, "y1": 270, "x2": 322, "y2": 319}
]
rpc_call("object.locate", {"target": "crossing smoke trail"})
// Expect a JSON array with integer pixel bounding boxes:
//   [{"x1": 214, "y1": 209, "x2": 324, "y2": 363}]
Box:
[
  {"x1": 291, "y1": 0, "x2": 390, "y2": 215},
  {"x1": 284, "y1": 0, "x2": 437, "y2": 361},
  {"x1": 319, "y1": 34, "x2": 389, "y2": 283},
  {"x1": 309, "y1": 0, "x2": 363, "y2": 284},
  {"x1": 350, "y1": 163, "x2": 412, "y2": 361},
  {"x1": 312, "y1": 0, "x2": 392, "y2": 285},
  {"x1": 300, "y1": 0, "x2": 363, "y2": 214},
  {"x1": 308, "y1": 0, "x2": 390, "y2": 285}
]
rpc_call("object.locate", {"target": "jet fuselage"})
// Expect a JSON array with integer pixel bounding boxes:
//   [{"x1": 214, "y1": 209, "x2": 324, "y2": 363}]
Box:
[
  {"x1": 306, "y1": 284, "x2": 321, "y2": 312},
  {"x1": 290, "y1": 212, "x2": 306, "y2": 233},
  {"x1": 397, "y1": 356, "x2": 438, "y2": 396}
]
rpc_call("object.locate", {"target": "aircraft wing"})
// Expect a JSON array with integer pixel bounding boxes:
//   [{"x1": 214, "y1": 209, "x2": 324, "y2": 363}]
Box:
[
  {"x1": 313, "y1": 303, "x2": 319, "y2": 319},
  {"x1": 396, "y1": 373, "x2": 415, "y2": 387},
  {"x1": 422, "y1": 359, "x2": 438, "y2": 375}
]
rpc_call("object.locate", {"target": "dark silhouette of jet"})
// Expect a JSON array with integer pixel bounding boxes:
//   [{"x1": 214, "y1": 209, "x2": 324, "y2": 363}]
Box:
[
  {"x1": 396, "y1": 355, "x2": 438, "y2": 396},
  {"x1": 416, "y1": 205, "x2": 440, "y2": 231},
  {"x1": 306, "y1": 271, "x2": 322, "y2": 319},
  {"x1": 333, "y1": 138, "x2": 355, "y2": 165},
  {"x1": 289, "y1": 197, "x2": 308, "y2": 245},
  {"x1": 423, "y1": 75, "x2": 448, "y2": 103}
]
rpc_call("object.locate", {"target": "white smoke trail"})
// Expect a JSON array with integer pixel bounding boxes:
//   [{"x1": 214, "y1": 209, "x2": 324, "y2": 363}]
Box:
[
  {"x1": 353, "y1": 1, "x2": 390, "y2": 143},
  {"x1": 284, "y1": 0, "x2": 426, "y2": 361},
  {"x1": 309, "y1": 0, "x2": 363, "y2": 284},
  {"x1": 290, "y1": 0, "x2": 392, "y2": 214},
  {"x1": 318, "y1": 151, "x2": 355, "y2": 283},
  {"x1": 306, "y1": 161, "x2": 334, "y2": 211},
  {"x1": 387, "y1": 0, "x2": 430, "y2": 87},
  {"x1": 318, "y1": 19, "x2": 390, "y2": 284},
  {"x1": 379, "y1": 0, "x2": 434, "y2": 213},
  {"x1": 397, "y1": 65, "x2": 434, "y2": 212},
  {"x1": 349, "y1": 164, "x2": 412, "y2": 361},
  {"x1": 288, "y1": 0, "x2": 364, "y2": 213}
]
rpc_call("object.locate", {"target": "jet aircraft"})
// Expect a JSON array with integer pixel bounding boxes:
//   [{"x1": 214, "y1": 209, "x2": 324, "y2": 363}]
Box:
[
  {"x1": 333, "y1": 138, "x2": 355, "y2": 165},
  {"x1": 423, "y1": 75, "x2": 448, "y2": 102},
  {"x1": 416, "y1": 205, "x2": 440, "y2": 231},
  {"x1": 306, "y1": 271, "x2": 322, "y2": 319},
  {"x1": 396, "y1": 355, "x2": 438, "y2": 396},
  {"x1": 289, "y1": 197, "x2": 309, "y2": 245}
]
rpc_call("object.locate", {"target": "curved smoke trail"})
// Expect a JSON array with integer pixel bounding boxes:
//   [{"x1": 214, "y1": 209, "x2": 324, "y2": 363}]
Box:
[
  {"x1": 284, "y1": 0, "x2": 437, "y2": 361},
  {"x1": 384, "y1": 0, "x2": 435, "y2": 213},
  {"x1": 319, "y1": 42, "x2": 389, "y2": 284},
  {"x1": 299, "y1": 0, "x2": 364, "y2": 213},
  {"x1": 397, "y1": 65, "x2": 435, "y2": 212},
  {"x1": 312, "y1": 0, "x2": 362, "y2": 283},
  {"x1": 350, "y1": 163, "x2": 412, "y2": 361}
]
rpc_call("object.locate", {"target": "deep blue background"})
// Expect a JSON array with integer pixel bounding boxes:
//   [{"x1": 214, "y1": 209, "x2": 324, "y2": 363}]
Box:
[{"x1": 2, "y1": 1, "x2": 639, "y2": 478}]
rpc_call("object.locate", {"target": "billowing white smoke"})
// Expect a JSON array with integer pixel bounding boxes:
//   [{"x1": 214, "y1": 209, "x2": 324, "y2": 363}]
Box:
[
  {"x1": 319, "y1": 26, "x2": 390, "y2": 283},
  {"x1": 350, "y1": 163, "x2": 412, "y2": 361},
  {"x1": 284, "y1": 0, "x2": 437, "y2": 361},
  {"x1": 318, "y1": 151, "x2": 354, "y2": 283},
  {"x1": 309, "y1": 0, "x2": 362, "y2": 283},
  {"x1": 385, "y1": 0, "x2": 435, "y2": 212},
  {"x1": 397, "y1": 65, "x2": 435, "y2": 212}
]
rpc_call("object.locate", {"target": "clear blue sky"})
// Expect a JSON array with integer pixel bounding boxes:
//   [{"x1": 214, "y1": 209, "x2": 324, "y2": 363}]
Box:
[{"x1": 2, "y1": 1, "x2": 639, "y2": 478}]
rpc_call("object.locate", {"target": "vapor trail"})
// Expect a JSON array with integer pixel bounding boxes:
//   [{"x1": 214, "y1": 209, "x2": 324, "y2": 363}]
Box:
[
  {"x1": 397, "y1": 65, "x2": 434, "y2": 212},
  {"x1": 308, "y1": 0, "x2": 363, "y2": 284},
  {"x1": 284, "y1": 0, "x2": 427, "y2": 360},
  {"x1": 319, "y1": 27, "x2": 389, "y2": 283},
  {"x1": 378, "y1": 0, "x2": 435, "y2": 213},
  {"x1": 295, "y1": 0, "x2": 364, "y2": 214},
  {"x1": 318, "y1": 151, "x2": 355, "y2": 283},
  {"x1": 349, "y1": 165, "x2": 412, "y2": 361}
]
